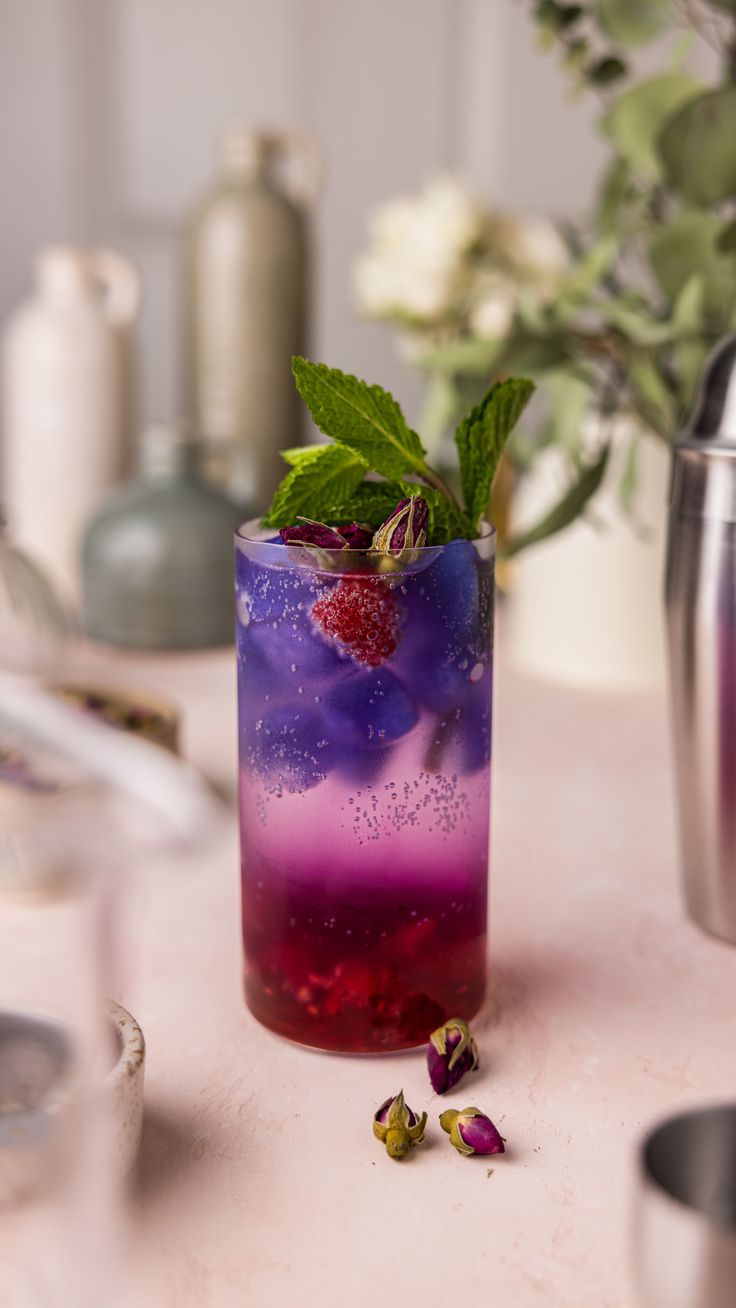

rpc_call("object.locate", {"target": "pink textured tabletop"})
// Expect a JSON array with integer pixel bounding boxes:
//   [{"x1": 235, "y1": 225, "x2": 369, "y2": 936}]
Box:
[{"x1": 45, "y1": 641, "x2": 736, "y2": 1304}]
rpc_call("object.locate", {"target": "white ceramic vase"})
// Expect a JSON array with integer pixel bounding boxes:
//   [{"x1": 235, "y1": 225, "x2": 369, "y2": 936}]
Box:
[
  {"x1": 1, "y1": 246, "x2": 140, "y2": 607},
  {"x1": 506, "y1": 419, "x2": 670, "y2": 692}
]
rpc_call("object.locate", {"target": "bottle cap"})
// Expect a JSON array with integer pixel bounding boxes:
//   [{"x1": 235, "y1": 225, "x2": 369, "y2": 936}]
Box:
[
  {"x1": 221, "y1": 125, "x2": 273, "y2": 177},
  {"x1": 139, "y1": 424, "x2": 197, "y2": 481},
  {"x1": 35, "y1": 247, "x2": 89, "y2": 300}
]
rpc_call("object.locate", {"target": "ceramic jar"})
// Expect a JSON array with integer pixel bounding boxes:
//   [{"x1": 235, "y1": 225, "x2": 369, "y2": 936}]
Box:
[
  {"x1": 82, "y1": 424, "x2": 247, "y2": 649},
  {"x1": 506, "y1": 418, "x2": 669, "y2": 692},
  {"x1": 1, "y1": 247, "x2": 140, "y2": 606}
]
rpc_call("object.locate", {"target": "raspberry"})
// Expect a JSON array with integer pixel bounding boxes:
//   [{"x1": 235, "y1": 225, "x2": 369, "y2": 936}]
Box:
[{"x1": 311, "y1": 577, "x2": 399, "y2": 667}]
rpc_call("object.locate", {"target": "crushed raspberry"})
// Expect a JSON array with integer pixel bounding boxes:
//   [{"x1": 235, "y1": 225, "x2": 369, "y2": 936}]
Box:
[{"x1": 311, "y1": 578, "x2": 399, "y2": 667}]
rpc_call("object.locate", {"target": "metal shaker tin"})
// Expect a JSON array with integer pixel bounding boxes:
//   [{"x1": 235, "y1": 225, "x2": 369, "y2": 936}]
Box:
[{"x1": 666, "y1": 333, "x2": 736, "y2": 943}]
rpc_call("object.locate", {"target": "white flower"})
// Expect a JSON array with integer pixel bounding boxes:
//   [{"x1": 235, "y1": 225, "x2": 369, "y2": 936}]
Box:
[
  {"x1": 352, "y1": 249, "x2": 457, "y2": 320},
  {"x1": 370, "y1": 176, "x2": 482, "y2": 262},
  {"x1": 353, "y1": 175, "x2": 483, "y2": 324},
  {"x1": 469, "y1": 279, "x2": 518, "y2": 340},
  {"x1": 494, "y1": 215, "x2": 569, "y2": 284}
]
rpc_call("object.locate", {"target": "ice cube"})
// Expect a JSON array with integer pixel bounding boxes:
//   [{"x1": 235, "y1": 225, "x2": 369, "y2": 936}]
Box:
[
  {"x1": 236, "y1": 553, "x2": 317, "y2": 625},
  {"x1": 243, "y1": 704, "x2": 333, "y2": 793},
  {"x1": 455, "y1": 676, "x2": 493, "y2": 774},
  {"x1": 409, "y1": 540, "x2": 481, "y2": 641},
  {"x1": 240, "y1": 615, "x2": 346, "y2": 690},
  {"x1": 324, "y1": 669, "x2": 418, "y2": 749},
  {"x1": 335, "y1": 744, "x2": 392, "y2": 784}
]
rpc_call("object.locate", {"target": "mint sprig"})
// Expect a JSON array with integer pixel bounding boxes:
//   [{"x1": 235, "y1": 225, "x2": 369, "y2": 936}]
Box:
[
  {"x1": 262, "y1": 444, "x2": 367, "y2": 527},
  {"x1": 455, "y1": 378, "x2": 535, "y2": 531},
  {"x1": 263, "y1": 358, "x2": 534, "y2": 544},
  {"x1": 315, "y1": 479, "x2": 408, "y2": 525},
  {"x1": 292, "y1": 357, "x2": 427, "y2": 483}
]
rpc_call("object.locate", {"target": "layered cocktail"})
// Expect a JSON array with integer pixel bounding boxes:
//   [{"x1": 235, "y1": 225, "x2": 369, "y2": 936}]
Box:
[
  {"x1": 235, "y1": 354, "x2": 531, "y2": 1053},
  {"x1": 236, "y1": 526, "x2": 495, "y2": 1052}
]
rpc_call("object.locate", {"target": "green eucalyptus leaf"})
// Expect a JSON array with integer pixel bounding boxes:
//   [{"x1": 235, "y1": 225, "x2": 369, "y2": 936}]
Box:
[
  {"x1": 540, "y1": 370, "x2": 593, "y2": 463},
  {"x1": 516, "y1": 288, "x2": 552, "y2": 334},
  {"x1": 595, "y1": 157, "x2": 633, "y2": 234},
  {"x1": 600, "y1": 299, "x2": 675, "y2": 345},
  {"x1": 535, "y1": 1, "x2": 584, "y2": 30},
  {"x1": 492, "y1": 333, "x2": 571, "y2": 374},
  {"x1": 598, "y1": 0, "x2": 672, "y2": 45},
  {"x1": 587, "y1": 56, "x2": 628, "y2": 86},
  {"x1": 619, "y1": 430, "x2": 640, "y2": 515},
  {"x1": 628, "y1": 357, "x2": 676, "y2": 430},
  {"x1": 649, "y1": 210, "x2": 736, "y2": 318},
  {"x1": 717, "y1": 219, "x2": 736, "y2": 254},
  {"x1": 564, "y1": 37, "x2": 590, "y2": 75},
  {"x1": 659, "y1": 88, "x2": 736, "y2": 205},
  {"x1": 672, "y1": 338, "x2": 710, "y2": 417},
  {"x1": 667, "y1": 31, "x2": 695, "y2": 71},
  {"x1": 672, "y1": 274, "x2": 706, "y2": 333},
  {"x1": 420, "y1": 338, "x2": 502, "y2": 377},
  {"x1": 601, "y1": 73, "x2": 701, "y2": 177},
  {"x1": 560, "y1": 235, "x2": 618, "y2": 298},
  {"x1": 504, "y1": 444, "x2": 611, "y2": 557}
]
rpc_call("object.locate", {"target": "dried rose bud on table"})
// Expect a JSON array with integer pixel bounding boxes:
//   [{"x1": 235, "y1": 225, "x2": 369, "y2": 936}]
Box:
[
  {"x1": 373, "y1": 1090, "x2": 427, "y2": 1160},
  {"x1": 439, "y1": 1107, "x2": 505, "y2": 1157},
  {"x1": 427, "y1": 1017, "x2": 479, "y2": 1094}
]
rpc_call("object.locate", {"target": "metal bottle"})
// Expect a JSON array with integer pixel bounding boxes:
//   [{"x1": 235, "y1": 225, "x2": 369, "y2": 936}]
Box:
[
  {"x1": 185, "y1": 126, "x2": 317, "y2": 508},
  {"x1": 666, "y1": 333, "x2": 736, "y2": 944}
]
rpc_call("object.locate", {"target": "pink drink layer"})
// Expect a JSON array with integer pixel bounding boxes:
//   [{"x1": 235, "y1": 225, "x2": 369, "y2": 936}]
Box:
[
  {"x1": 236, "y1": 533, "x2": 494, "y2": 1052},
  {"x1": 240, "y1": 704, "x2": 490, "y2": 1053}
]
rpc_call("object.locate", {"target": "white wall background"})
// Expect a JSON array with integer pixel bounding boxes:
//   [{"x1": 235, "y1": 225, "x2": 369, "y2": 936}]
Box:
[{"x1": 0, "y1": 0, "x2": 606, "y2": 432}]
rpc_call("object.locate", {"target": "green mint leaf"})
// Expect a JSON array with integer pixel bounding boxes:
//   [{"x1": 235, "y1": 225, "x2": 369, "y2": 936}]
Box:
[
  {"x1": 292, "y1": 357, "x2": 428, "y2": 482},
  {"x1": 262, "y1": 444, "x2": 367, "y2": 527},
  {"x1": 455, "y1": 378, "x2": 535, "y2": 531},
  {"x1": 320, "y1": 480, "x2": 407, "y2": 526},
  {"x1": 278, "y1": 444, "x2": 332, "y2": 467},
  {"x1": 414, "y1": 487, "x2": 467, "y2": 546}
]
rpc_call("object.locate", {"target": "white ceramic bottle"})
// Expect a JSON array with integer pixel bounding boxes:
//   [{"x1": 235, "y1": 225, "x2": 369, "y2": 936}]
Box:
[{"x1": 1, "y1": 247, "x2": 140, "y2": 606}]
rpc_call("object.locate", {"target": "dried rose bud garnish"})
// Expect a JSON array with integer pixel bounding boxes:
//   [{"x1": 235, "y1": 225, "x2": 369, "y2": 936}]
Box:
[
  {"x1": 340, "y1": 522, "x2": 374, "y2": 549},
  {"x1": 439, "y1": 1107, "x2": 505, "y2": 1157},
  {"x1": 427, "y1": 1018, "x2": 479, "y2": 1095},
  {"x1": 373, "y1": 1090, "x2": 428, "y2": 1160},
  {"x1": 370, "y1": 495, "x2": 429, "y2": 561},
  {"x1": 279, "y1": 519, "x2": 373, "y2": 550}
]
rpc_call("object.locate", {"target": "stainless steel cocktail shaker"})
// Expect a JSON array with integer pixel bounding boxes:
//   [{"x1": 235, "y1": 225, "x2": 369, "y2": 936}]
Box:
[{"x1": 666, "y1": 334, "x2": 736, "y2": 944}]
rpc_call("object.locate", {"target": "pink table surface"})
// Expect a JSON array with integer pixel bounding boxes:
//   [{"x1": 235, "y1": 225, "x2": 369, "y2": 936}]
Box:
[{"x1": 18, "y1": 638, "x2": 736, "y2": 1306}]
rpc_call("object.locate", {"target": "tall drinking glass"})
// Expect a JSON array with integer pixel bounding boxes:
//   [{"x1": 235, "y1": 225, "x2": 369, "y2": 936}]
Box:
[{"x1": 236, "y1": 522, "x2": 495, "y2": 1052}]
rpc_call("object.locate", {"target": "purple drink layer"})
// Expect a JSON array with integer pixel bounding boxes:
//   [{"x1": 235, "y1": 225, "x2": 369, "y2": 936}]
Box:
[{"x1": 236, "y1": 532, "x2": 494, "y2": 1052}]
